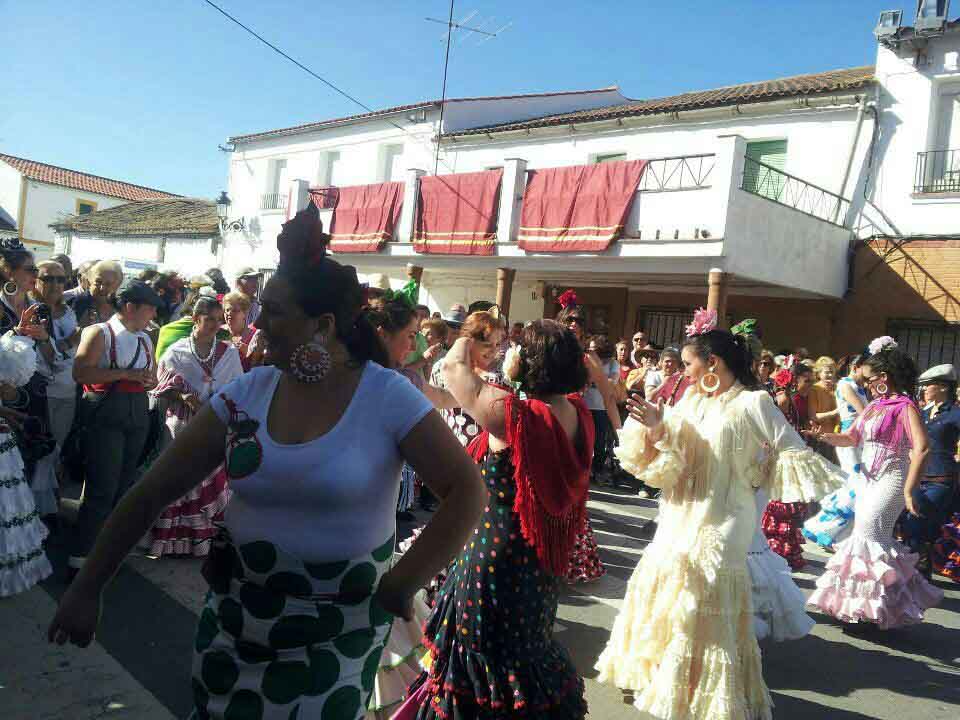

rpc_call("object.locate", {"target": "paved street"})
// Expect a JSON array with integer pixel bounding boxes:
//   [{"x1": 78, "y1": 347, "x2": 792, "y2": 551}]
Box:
[{"x1": 2, "y1": 486, "x2": 960, "y2": 719}]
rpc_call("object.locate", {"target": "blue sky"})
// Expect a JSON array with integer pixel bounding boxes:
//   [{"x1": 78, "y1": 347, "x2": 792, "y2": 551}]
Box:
[{"x1": 2, "y1": 1, "x2": 897, "y2": 198}]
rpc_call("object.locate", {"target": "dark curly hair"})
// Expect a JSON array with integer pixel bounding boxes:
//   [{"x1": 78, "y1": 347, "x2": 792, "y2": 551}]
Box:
[
  {"x1": 863, "y1": 347, "x2": 919, "y2": 396},
  {"x1": 682, "y1": 329, "x2": 758, "y2": 390},
  {"x1": 517, "y1": 320, "x2": 588, "y2": 395},
  {"x1": 365, "y1": 296, "x2": 417, "y2": 335}
]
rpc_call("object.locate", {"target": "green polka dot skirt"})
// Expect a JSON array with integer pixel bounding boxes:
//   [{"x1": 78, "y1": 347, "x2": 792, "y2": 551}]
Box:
[{"x1": 190, "y1": 534, "x2": 396, "y2": 720}]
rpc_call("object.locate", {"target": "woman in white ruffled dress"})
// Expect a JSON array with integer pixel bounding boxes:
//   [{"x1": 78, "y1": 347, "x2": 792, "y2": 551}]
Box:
[
  {"x1": 0, "y1": 333, "x2": 52, "y2": 596},
  {"x1": 597, "y1": 316, "x2": 843, "y2": 720}
]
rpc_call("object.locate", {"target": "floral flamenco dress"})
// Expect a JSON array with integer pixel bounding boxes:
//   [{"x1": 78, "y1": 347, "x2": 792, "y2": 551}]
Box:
[
  {"x1": 0, "y1": 334, "x2": 52, "y2": 597},
  {"x1": 803, "y1": 376, "x2": 869, "y2": 550},
  {"x1": 407, "y1": 394, "x2": 594, "y2": 719},
  {"x1": 600, "y1": 386, "x2": 842, "y2": 720},
  {"x1": 808, "y1": 397, "x2": 943, "y2": 628}
]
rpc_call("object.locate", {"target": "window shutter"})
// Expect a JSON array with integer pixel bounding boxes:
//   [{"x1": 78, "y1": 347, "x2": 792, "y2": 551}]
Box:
[{"x1": 744, "y1": 140, "x2": 787, "y2": 198}]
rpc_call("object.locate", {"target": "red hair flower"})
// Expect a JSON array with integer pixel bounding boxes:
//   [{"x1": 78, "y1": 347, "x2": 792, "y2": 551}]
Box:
[
  {"x1": 773, "y1": 368, "x2": 794, "y2": 389},
  {"x1": 557, "y1": 289, "x2": 578, "y2": 310}
]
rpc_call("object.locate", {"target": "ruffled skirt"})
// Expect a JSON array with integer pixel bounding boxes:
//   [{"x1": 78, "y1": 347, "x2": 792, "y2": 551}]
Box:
[
  {"x1": 366, "y1": 591, "x2": 431, "y2": 718},
  {"x1": 761, "y1": 501, "x2": 807, "y2": 570},
  {"x1": 144, "y1": 467, "x2": 231, "y2": 558},
  {"x1": 747, "y1": 535, "x2": 814, "y2": 642},
  {"x1": 595, "y1": 542, "x2": 772, "y2": 720},
  {"x1": 0, "y1": 434, "x2": 52, "y2": 597},
  {"x1": 564, "y1": 516, "x2": 605, "y2": 584},
  {"x1": 807, "y1": 534, "x2": 943, "y2": 629},
  {"x1": 802, "y1": 484, "x2": 857, "y2": 550},
  {"x1": 932, "y1": 512, "x2": 960, "y2": 582}
]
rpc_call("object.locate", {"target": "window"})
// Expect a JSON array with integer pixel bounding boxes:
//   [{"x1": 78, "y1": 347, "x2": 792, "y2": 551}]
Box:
[
  {"x1": 317, "y1": 151, "x2": 342, "y2": 188},
  {"x1": 635, "y1": 307, "x2": 733, "y2": 349},
  {"x1": 261, "y1": 159, "x2": 288, "y2": 211},
  {"x1": 888, "y1": 319, "x2": 960, "y2": 370},
  {"x1": 76, "y1": 199, "x2": 97, "y2": 215},
  {"x1": 743, "y1": 140, "x2": 788, "y2": 199},
  {"x1": 593, "y1": 152, "x2": 627, "y2": 164},
  {"x1": 379, "y1": 144, "x2": 405, "y2": 182}
]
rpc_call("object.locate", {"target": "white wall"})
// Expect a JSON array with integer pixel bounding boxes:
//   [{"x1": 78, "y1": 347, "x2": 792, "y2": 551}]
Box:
[
  {"x1": 0, "y1": 162, "x2": 21, "y2": 235},
  {"x1": 23, "y1": 181, "x2": 131, "y2": 256},
  {"x1": 858, "y1": 33, "x2": 960, "y2": 237},
  {"x1": 60, "y1": 232, "x2": 219, "y2": 277}
]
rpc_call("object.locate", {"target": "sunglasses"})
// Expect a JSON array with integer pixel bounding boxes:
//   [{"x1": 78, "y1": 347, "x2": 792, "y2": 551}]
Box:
[
  {"x1": 759, "y1": 360, "x2": 773, "y2": 367},
  {"x1": 39, "y1": 275, "x2": 67, "y2": 284},
  {"x1": 21, "y1": 266, "x2": 39, "y2": 275}
]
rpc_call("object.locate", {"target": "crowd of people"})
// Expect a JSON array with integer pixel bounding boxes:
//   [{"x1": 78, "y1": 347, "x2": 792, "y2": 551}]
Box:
[{"x1": 0, "y1": 205, "x2": 949, "y2": 720}]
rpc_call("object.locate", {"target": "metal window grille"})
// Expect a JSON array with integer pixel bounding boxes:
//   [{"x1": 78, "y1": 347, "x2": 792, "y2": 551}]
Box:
[
  {"x1": 914, "y1": 149, "x2": 960, "y2": 194},
  {"x1": 259, "y1": 192, "x2": 289, "y2": 211},
  {"x1": 888, "y1": 319, "x2": 960, "y2": 371},
  {"x1": 637, "y1": 308, "x2": 693, "y2": 349}
]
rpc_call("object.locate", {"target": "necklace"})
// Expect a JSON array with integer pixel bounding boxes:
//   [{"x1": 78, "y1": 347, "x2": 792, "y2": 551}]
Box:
[{"x1": 190, "y1": 333, "x2": 217, "y2": 365}]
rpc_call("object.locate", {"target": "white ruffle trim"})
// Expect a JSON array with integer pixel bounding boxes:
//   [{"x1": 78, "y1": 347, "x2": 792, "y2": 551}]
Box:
[
  {"x1": 768, "y1": 448, "x2": 845, "y2": 504},
  {"x1": 0, "y1": 334, "x2": 37, "y2": 387},
  {"x1": 367, "y1": 590, "x2": 431, "y2": 713},
  {"x1": 615, "y1": 421, "x2": 685, "y2": 491},
  {"x1": 747, "y1": 546, "x2": 814, "y2": 642}
]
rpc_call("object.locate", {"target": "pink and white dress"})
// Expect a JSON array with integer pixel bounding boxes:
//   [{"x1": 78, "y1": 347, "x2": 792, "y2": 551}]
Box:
[
  {"x1": 143, "y1": 337, "x2": 243, "y2": 557},
  {"x1": 808, "y1": 397, "x2": 943, "y2": 629}
]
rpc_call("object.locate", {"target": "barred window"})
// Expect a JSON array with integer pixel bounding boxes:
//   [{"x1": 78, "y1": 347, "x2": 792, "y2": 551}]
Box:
[{"x1": 888, "y1": 319, "x2": 960, "y2": 371}]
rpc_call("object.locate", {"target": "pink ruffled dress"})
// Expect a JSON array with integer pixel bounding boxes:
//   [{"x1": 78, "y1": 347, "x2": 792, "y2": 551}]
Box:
[{"x1": 808, "y1": 400, "x2": 943, "y2": 629}]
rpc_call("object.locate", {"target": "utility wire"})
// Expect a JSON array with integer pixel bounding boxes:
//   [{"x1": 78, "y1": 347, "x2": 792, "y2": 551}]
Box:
[
  {"x1": 201, "y1": 0, "x2": 456, "y2": 175},
  {"x1": 435, "y1": 0, "x2": 456, "y2": 175}
]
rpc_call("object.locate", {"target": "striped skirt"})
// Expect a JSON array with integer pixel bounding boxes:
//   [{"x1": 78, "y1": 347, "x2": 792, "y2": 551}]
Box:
[{"x1": 191, "y1": 532, "x2": 396, "y2": 720}]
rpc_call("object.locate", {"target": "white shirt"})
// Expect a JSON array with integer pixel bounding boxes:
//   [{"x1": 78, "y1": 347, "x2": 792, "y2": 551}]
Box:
[
  {"x1": 43, "y1": 307, "x2": 78, "y2": 399},
  {"x1": 96, "y1": 314, "x2": 153, "y2": 371},
  {"x1": 210, "y1": 363, "x2": 434, "y2": 562}
]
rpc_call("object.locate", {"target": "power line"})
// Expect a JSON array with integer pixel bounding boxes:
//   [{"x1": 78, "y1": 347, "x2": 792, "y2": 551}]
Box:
[
  {"x1": 435, "y1": 0, "x2": 456, "y2": 175},
  {"x1": 200, "y1": 0, "x2": 457, "y2": 175}
]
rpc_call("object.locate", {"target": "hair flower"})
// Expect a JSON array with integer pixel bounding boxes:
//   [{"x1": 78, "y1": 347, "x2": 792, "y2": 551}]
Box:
[
  {"x1": 772, "y1": 368, "x2": 794, "y2": 389},
  {"x1": 557, "y1": 289, "x2": 578, "y2": 310},
  {"x1": 502, "y1": 346, "x2": 523, "y2": 383},
  {"x1": 685, "y1": 307, "x2": 718, "y2": 338},
  {"x1": 868, "y1": 336, "x2": 898, "y2": 356}
]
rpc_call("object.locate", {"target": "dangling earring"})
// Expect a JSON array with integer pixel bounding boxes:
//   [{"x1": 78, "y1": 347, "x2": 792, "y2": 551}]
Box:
[
  {"x1": 3, "y1": 280, "x2": 17, "y2": 296},
  {"x1": 700, "y1": 366, "x2": 721, "y2": 394},
  {"x1": 289, "y1": 335, "x2": 331, "y2": 383},
  {"x1": 875, "y1": 381, "x2": 889, "y2": 396}
]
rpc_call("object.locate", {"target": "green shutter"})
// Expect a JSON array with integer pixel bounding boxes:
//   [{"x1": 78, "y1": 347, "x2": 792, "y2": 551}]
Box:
[{"x1": 744, "y1": 140, "x2": 787, "y2": 199}]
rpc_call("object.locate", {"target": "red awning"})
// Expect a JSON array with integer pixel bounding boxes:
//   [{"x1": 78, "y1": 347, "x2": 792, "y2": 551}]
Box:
[
  {"x1": 518, "y1": 159, "x2": 647, "y2": 252},
  {"x1": 413, "y1": 169, "x2": 502, "y2": 255},
  {"x1": 310, "y1": 181, "x2": 404, "y2": 253}
]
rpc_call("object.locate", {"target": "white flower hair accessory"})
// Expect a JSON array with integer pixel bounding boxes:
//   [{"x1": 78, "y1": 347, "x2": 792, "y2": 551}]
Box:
[
  {"x1": 0, "y1": 334, "x2": 38, "y2": 387},
  {"x1": 502, "y1": 345, "x2": 524, "y2": 383},
  {"x1": 868, "y1": 336, "x2": 898, "y2": 356}
]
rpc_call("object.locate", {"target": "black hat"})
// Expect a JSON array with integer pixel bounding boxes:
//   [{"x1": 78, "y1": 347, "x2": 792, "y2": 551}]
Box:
[{"x1": 116, "y1": 278, "x2": 163, "y2": 308}]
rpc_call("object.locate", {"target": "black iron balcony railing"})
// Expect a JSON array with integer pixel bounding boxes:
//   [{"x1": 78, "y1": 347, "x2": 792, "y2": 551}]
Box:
[
  {"x1": 740, "y1": 155, "x2": 850, "y2": 226},
  {"x1": 638, "y1": 153, "x2": 715, "y2": 192},
  {"x1": 914, "y1": 149, "x2": 960, "y2": 194},
  {"x1": 259, "y1": 192, "x2": 288, "y2": 211}
]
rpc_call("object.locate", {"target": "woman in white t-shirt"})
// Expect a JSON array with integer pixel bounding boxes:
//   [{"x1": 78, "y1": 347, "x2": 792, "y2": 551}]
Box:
[
  {"x1": 49, "y1": 205, "x2": 485, "y2": 720},
  {"x1": 32, "y1": 260, "x2": 81, "y2": 515}
]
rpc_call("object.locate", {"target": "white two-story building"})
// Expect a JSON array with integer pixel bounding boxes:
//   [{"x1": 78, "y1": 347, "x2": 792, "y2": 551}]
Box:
[
  {"x1": 0, "y1": 153, "x2": 178, "y2": 258},
  {"x1": 219, "y1": 7, "x2": 960, "y2": 362}
]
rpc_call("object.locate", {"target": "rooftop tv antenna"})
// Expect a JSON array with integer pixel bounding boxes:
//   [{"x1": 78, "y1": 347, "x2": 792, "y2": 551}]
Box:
[{"x1": 425, "y1": 4, "x2": 512, "y2": 174}]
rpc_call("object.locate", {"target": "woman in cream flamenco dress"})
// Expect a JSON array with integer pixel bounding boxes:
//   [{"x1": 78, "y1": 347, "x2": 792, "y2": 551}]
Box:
[{"x1": 596, "y1": 317, "x2": 843, "y2": 720}]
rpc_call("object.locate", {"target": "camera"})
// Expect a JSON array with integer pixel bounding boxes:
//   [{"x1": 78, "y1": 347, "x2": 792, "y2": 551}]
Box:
[{"x1": 35, "y1": 303, "x2": 52, "y2": 326}]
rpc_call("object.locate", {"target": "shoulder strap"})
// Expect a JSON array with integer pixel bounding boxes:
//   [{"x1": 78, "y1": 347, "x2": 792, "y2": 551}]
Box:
[{"x1": 105, "y1": 322, "x2": 118, "y2": 369}]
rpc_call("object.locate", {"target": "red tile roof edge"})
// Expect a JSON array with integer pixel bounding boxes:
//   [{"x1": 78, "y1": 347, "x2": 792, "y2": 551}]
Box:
[{"x1": 0, "y1": 153, "x2": 180, "y2": 202}]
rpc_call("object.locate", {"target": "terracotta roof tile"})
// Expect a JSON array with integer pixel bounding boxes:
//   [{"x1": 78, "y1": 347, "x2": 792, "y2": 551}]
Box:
[
  {"x1": 0, "y1": 153, "x2": 179, "y2": 202},
  {"x1": 50, "y1": 198, "x2": 218, "y2": 237},
  {"x1": 445, "y1": 66, "x2": 875, "y2": 137},
  {"x1": 228, "y1": 87, "x2": 623, "y2": 143}
]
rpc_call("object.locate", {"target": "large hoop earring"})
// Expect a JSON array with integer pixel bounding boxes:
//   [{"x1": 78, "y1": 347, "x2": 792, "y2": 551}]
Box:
[
  {"x1": 289, "y1": 336, "x2": 331, "y2": 383},
  {"x1": 699, "y1": 367, "x2": 721, "y2": 394},
  {"x1": 875, "y1": 382, "x2": 889, "y2": 396},
  {"x1": 3, "y1": 281, "x2": 17, "y2": 296}
]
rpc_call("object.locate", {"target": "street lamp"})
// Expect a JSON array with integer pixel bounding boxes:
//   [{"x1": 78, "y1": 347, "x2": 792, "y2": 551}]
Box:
[{"x1": 215, "y1": 191, "x2": 245, "y2": 233}]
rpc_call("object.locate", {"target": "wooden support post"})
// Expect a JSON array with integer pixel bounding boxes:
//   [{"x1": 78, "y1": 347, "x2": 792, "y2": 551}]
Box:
[
  {"x1": 496, "y1": 268, "x2": 516, "y2": 321},
  {"x1": 707, "y1": 267, "x2": 730, "y2": 328}
]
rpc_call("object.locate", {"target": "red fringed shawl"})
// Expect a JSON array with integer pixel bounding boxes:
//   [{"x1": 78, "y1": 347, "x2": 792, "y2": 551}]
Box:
[{"x1": 468, "y1": 393, "x2": 595, "y2": 576}]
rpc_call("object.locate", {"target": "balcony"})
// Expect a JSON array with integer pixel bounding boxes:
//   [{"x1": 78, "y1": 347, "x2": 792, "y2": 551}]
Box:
[
  {"x1": 739, "y1": 156, "x2": 849, "y2": 226},
  {"x1": 259, "y1": 192, "x2": 288, "y2": 212},
  {"x1": 914, "y1": 149, "x2": 960, "y2": 194}
]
